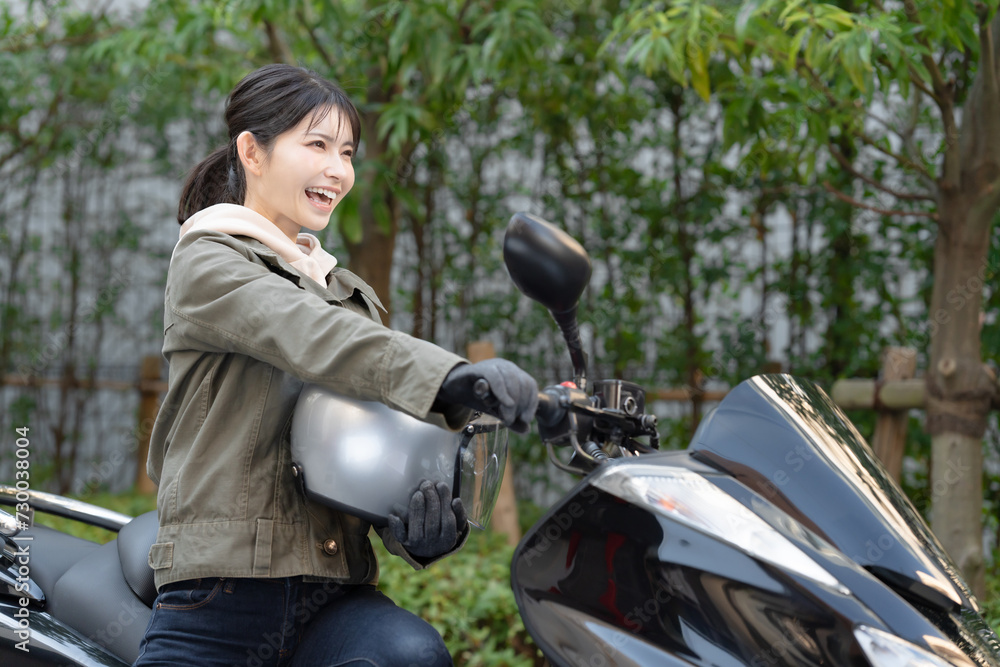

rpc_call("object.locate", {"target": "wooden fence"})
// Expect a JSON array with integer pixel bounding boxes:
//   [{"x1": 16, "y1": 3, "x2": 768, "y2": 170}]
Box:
[
  {"x1": 2, "y1": 356, "x2": 166, "y2": 494},
  {"x1": 830, "y1": 347, "x2": 919, "y2": 481}
]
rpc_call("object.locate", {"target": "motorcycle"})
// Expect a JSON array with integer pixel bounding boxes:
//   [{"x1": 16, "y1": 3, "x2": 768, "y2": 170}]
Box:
[{"x1": 2, "y1": 212, "x2": 999, "y2": 666}]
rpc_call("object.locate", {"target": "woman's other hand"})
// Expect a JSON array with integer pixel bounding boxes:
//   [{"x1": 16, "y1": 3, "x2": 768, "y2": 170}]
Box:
[{"x1": 388, "y1": 481, "x2": 468, "y2": 559}]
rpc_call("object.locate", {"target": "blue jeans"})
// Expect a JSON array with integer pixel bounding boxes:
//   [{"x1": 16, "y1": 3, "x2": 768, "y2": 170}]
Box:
[{"x1": 133, "y1": 577, "x2": 453, "y2": 667}]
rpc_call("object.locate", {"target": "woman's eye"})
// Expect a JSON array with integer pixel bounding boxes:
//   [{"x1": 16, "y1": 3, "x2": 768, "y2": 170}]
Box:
[
  {"x1": 343, "y1": 149, "x2": 354, "y2": 158},
  {"x1": 311, "y1": 141, "x2": 325, "y2": 149}
]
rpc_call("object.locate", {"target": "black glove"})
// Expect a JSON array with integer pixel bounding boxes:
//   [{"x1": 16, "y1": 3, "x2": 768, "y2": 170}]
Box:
[
  {"x1": 388, "y1": 481, "x2": 468, "y2": 559},
  {"x1": 436, "y1": 359, "x2": 538, "y2": 433}
]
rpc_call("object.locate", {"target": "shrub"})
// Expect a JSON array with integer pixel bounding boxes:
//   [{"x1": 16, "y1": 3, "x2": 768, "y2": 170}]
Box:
[{"x1": 373, "y1": 528, "x2": 543, "y2": 666}]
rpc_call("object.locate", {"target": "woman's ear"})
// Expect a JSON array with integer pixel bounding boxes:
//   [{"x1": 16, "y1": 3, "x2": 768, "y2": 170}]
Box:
[{"x1": 236, "y1": 130, "x2": 264, "y2": 177}]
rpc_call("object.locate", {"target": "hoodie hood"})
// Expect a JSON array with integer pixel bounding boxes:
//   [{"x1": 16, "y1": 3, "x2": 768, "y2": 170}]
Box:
[{"x1": 178, "y1": 203, "x2": 337, "y2": 285}]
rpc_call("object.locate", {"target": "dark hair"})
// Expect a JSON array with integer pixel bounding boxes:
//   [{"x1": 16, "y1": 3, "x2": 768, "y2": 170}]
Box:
[{"x1": 178, "y1": 64, "x2": 361, "y2": 224}]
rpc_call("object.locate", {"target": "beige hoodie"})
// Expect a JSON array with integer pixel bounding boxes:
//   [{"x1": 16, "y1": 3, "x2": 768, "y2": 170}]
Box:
[{"x1": 178, "y1": 203, "x2": 337, "y2": 286}]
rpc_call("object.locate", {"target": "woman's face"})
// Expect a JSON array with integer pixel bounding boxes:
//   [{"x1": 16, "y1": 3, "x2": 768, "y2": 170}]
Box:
[{"x1": 241, "y1": 107, "x2": 356, "y2": 240}]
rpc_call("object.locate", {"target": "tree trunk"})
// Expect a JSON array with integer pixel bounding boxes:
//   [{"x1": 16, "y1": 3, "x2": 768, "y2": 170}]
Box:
[
  {"x1": 345, "y1": 73, "x2": 400, "y2": 321},
  {"x1": 930, "y1": 432, "x2": 985, "y2": 591},
  {"x1": 667, "y1": 91, "x2": 703, "y2": 436},
  {"x1": 924, "y1": 12, "x2": 1000, "y2": 600},
  {"x1": 926, "y1": 205, "x2": 993, "y2": 599},
  {"x1": 135, "y1": 355, "x2": 160, "y2": 494},
  {"x1": 411, "y1": 210, "x2": 427, "y2": 340}
]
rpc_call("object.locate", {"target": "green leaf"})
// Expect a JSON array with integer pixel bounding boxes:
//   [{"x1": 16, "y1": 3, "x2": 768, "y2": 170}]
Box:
[
  {"x1": 689, "y1": 41, "x2": 711, "y2": 101},
  {"x1": 735, "y1": 0, "x2": 763, "y2": 49},
  {"x1": 387, "y1": 5, "x2": 411, "y2": 67},
  {"x1": 842, "y1": 46, "x2": 865, "y2": 92},
  {"x1": 787, "y1": 27, "x2": 807, "y2": 72},
  {"x1": 816, "y1": 6, "x2": 854, "y2": 30},
  {"x1": 332, "y1": 193, "x2": 362, "y2": 244},
  {"x1": 783, "y1": 11, "x2": 812, "y2": 26},
  {"x1": 624, "y1": 32, "x2": 654, "y2": 68},
  {"x1": 777, "y1": 0, "x2": 807, "y2": 25}
]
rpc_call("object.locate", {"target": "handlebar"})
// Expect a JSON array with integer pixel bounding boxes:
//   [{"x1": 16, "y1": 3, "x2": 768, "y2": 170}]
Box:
[
  {"x1": 535, "y1": 388, "x2": 565, "y2": 426},
  {"x1": 468, "y1": 376, "x2": 570, "y2": 427},
  {"x1": 469, "y1": 377, "x2": 658, "y2": 458}
]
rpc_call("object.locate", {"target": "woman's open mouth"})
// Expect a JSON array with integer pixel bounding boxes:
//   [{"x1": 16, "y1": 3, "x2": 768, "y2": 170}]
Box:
[{"x1": 305, "y1": 187, "x2": 337, "y2": 210}]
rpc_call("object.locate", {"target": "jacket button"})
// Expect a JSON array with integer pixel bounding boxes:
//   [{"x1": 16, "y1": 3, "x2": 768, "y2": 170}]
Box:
[{"x1": 322, "y1": 539, "x2": 339, "y2": 556}]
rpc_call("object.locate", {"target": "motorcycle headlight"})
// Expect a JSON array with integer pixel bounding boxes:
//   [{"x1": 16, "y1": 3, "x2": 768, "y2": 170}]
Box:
[
  {"x1": 854, "y1": 625, "x2": 974, "y2": 667},
  {"x1": 591, "y1": 463, "x2": 847, "y2": 593}
]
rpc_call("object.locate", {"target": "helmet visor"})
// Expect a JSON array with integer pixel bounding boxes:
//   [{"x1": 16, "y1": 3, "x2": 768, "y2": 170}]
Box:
[{"x1": 456, "y1": 414, "x2": 509, "y2": 529}]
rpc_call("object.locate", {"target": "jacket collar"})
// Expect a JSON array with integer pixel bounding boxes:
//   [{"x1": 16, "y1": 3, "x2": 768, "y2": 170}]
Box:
[{"x1": 239, "y1": 236, "x2": 387, "y2": 316}]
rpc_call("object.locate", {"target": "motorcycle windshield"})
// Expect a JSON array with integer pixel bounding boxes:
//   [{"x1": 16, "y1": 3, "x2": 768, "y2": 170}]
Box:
[{"x1": 690, "y1": 374, "x2": 975, "y2": 613}]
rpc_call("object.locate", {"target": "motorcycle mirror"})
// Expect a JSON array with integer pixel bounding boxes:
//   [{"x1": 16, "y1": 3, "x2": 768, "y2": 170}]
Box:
[
  {"x1": 504, "y1": 212, "x2": 592, "y2": 386},
  {"x1": 503, "y1": 212, "x2": 591, "y2": 314}
]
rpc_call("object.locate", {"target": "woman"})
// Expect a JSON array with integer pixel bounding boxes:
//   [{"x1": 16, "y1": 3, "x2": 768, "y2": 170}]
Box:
[{"x1": 135, "y1": 64, "x2": 537, "y2": 666}]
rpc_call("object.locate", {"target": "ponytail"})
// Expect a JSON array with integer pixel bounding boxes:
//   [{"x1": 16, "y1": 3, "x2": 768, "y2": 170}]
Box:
[{"x1": 177, "y1": 143, "x2": 246, "y2": 225}]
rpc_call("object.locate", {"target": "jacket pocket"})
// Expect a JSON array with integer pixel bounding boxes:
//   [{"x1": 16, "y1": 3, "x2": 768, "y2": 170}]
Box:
[{"x1": 148, "y1": 542, "x2": 174, "y2": 570}]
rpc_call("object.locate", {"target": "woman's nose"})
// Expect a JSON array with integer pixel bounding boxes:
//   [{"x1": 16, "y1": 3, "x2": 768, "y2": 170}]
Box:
[{"x1": 324, "y1": 155, "x2": 347, "y2": 179}]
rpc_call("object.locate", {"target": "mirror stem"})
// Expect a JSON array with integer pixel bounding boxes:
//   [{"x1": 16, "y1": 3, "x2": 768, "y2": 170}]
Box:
[{"x1": 553, "y1": 308, "x2": 587, "y2": 390}]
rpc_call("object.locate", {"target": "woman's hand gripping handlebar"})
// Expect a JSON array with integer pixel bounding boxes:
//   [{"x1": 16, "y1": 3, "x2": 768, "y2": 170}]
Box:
[{"x1": 436, "y1": 359, "x2": 539, "y2": 433}]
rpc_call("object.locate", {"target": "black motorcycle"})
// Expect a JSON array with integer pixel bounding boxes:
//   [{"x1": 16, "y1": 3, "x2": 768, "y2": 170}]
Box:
[{"x1": 2, "y1": 212, "x2": 999, "y2": 666}]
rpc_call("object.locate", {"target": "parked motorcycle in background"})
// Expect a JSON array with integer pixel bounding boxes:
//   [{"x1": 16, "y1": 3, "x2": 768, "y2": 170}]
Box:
[{"x1": 2, "y1": 212, "x2": 999, "y2": 666}]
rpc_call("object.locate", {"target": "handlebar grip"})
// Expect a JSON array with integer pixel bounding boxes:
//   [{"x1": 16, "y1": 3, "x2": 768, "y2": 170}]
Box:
[
  {"x1": 470, "y1": 380, "x2": 565, "y2": 427},
  {"x1": 535, "y1": 390, "x2": 564, "y2": 426}
]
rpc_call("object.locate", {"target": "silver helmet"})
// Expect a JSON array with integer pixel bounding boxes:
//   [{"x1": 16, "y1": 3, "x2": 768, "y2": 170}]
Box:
[{"x1": 290, "y1": 384, "x2": 508, "y2": 529}]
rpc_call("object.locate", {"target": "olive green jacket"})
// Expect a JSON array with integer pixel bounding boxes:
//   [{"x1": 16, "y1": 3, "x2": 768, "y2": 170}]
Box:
[{"x1": 147, "y1": 228, "x2": 470, "y2": 590}]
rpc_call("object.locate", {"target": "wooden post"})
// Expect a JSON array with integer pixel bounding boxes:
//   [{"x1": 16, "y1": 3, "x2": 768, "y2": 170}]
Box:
[
  {"x1": 761, "y1": 361, "x2": 783, "y2": 374},
  {"x1": 871, "y1": 347, "x2": 917, "y2": 482},
  {"x1": 467, "y1": 341, "x2": 522, "y2": 546},
  {"x1": 135, "y1": 355, "x2": 160, "y2": 494},
  {"x1": 830, "y1": 378, "x2": 925, "y2": 409}
]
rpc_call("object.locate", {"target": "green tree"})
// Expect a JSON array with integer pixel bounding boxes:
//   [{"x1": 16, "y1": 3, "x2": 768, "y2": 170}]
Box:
[
  {"x1": 1, "y1": 1, "x2": 152, "y2": 492},
  {"x1": 111, "y1": 0, "x2": 555, "y2": 321},
  {"x1": 610, "y1": 0, "x2": 1000, "y2": 596}
]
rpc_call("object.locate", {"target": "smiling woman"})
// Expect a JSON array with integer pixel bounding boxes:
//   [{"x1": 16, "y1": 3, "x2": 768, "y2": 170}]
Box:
[
  {"x1": 239, "y1": 109, "x2": 356, "y2": 241},
  {"x1": 175, "y1": 65, "x2": 360, "y2": 231},
  {"x1": 136, "y1": 63, "x2": 540, "y2": 667}
]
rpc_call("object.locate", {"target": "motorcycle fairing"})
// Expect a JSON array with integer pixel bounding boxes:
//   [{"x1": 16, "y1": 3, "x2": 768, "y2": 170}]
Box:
[
  {"x1": 0, "y1": 601, "x2": 129, "y2": 666},
  {"x1": 513, "y1": 596, "x2": 701, "y2": 667},
  {"x1": 513, "y1": 374, "x2": 1000, "y2": 666},
  {"x1": 512, "y1": 474, "x2": 877, "y2": 666},
  {"x1": 689, "y1": 374, "x2": 975, "y2": 614},
  {"x1": 704, "y1": 473, "x2": 1000, "y2": 666},
  {"x1": 512, "y1": 461, "x2": 989, "y2": 666}
]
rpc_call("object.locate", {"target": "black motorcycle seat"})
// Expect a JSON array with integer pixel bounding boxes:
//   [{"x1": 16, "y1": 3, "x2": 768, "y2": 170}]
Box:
[
  {"x1": 16, "y1": 524, "x2": 102, "y2": 598},
  {"x1": 46, "y1": 512, "x2": 157, "y2": 665},
  {"x1": 118, "y1": 510, "x2": 158, "y2": 607}
]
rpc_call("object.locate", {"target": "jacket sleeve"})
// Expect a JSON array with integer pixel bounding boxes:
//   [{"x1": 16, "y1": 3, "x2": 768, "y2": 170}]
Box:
[{"x1": 165, "y1": 230, "x2": 470, "y2": 428}]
